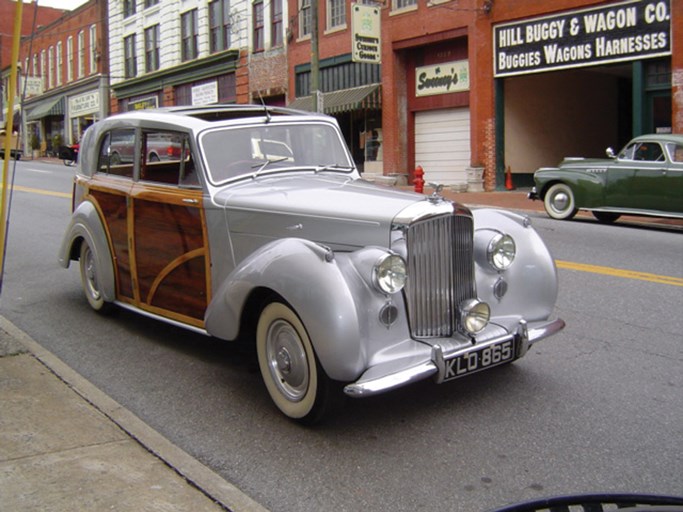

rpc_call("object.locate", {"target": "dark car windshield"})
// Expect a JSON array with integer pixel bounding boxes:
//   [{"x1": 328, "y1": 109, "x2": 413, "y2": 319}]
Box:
[{"x1": 200, "y1": 122, "x2": 353, "y2": 184}]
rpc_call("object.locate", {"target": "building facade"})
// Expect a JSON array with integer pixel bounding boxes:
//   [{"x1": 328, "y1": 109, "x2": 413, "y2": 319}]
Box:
[
  {"x1": 289, "y1": 0, "x2": 680, "y2": 190},
  {"x1": 0, "y1": 0, "x2": 66, "y2": 136},
  {"x1": 15, "y1": 0, "x2": 109, "y2": 156},
  {"x1": 108, "y1": 0, "x2": 287, "y2": 112}
]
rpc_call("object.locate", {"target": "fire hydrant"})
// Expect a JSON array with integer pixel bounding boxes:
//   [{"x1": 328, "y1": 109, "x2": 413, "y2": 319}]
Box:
[{"x1": 414, "y1": 165, "x2": 425, "y2": 194}]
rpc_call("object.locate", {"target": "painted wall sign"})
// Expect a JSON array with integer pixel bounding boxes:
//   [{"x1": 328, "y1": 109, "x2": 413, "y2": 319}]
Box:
[
  {"x1": 69, "y1": 91, "x2": 100, "y2": 117},
  {"x1": 128, "y1": 96, "x2": 159, "y2": 111},
  {"x1": 352, "y1": 3, "x2": 381, "y2": 64},
  {"x1": 192, "y1": 81, "x2": 218, "y2": 106},
  {"x1": 493, "y1": 0, "x2": 671, "y2": 77},
  {"x1": 415, "y1": 60, "x2": 470, "y2": 97}
]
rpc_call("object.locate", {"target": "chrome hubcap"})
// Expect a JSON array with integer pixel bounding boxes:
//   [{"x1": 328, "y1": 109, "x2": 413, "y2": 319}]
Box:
[
  {"x1": 266, "y1": 319, "x2": 309, "y2": 402},
  {"x1": 83, "y1": 248, "x2": 101, "y2": 300},
  {"x1": 551, "y1": 192, "x2": 569, "y2": 211}
]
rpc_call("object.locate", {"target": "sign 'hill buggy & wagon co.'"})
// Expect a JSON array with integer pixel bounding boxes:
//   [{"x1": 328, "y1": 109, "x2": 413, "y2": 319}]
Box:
[{"x1": 493, "y1": 0, "x2": 671, "y2": 77}]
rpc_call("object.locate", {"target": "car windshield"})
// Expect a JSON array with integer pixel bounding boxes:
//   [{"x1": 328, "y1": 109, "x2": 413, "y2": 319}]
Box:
[{"x1": 200, "y1": 122, "x2": 353, "y2": 184}]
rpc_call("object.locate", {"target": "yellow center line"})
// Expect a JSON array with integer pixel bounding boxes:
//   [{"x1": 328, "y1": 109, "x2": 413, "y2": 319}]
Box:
[
  {"x1": 5, "y1": 185, "x2": 71, "y2": 199},
  {"x1": 556, "y1": 260, "x2": 683, "y2": 287}
]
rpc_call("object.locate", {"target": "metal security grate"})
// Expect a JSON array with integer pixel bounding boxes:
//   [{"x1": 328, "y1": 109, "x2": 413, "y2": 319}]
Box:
[{"x1": 404, "y1": 214, "x2": 475, "y2": 338}]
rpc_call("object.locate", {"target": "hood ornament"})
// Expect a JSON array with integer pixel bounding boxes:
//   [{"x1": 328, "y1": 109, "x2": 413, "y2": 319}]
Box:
[{"x1": 427, "y1": 182, "x2": 445, "y2": 203}]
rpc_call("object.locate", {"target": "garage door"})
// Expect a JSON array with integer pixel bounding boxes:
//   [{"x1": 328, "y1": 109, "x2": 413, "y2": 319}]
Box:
[{"x1": 415, "y1": 108, "x2": 471, "y2": 186}]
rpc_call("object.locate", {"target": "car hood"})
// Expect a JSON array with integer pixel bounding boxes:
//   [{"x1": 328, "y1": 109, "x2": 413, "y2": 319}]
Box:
[
  {"x1": 557, "y1": 157, "x2": 612, "y2": 169},
  {"x1": 212, "y1": 174, "x2": 430, "y2": 249}
]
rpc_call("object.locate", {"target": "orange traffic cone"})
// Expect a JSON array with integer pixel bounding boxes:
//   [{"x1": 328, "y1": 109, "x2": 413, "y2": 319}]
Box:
[{"x1": 505, "y1": 166, "x2": 515, "y2": 190}]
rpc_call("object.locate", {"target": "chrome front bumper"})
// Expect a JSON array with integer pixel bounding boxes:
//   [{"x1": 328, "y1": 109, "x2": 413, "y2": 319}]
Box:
[{"x1": 343, "y1": 317, "x2": 565, "y2": 398}]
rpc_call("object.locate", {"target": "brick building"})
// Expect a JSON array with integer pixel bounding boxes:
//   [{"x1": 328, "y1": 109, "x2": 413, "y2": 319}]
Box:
[
  {"x1": 0, "y1": 0, "x2": 65, "y2": 134},
  {"x1": 14, "y1": 0, "x2": 109, "y2": 155},
  {"x1": 288, "y1": 0, "x2": 680, "y2": 190}
]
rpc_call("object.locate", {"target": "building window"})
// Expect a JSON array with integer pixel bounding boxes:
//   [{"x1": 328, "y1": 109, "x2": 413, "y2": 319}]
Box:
[
  {"x1": 67, "y1": 37, "x2": 73, "y2": 82},
  {"x1": 78, "y1": 30, "x2": 85, "y2": 78},
  {"x1": 299, "y1": 0, "x2": 311, "y2": 38},
  {"x1": 48, "y1": 46, "x2": 54, "y2": 89},
  {"x1": 253, "y1": 1, "x2": 264, "y2": 52},
  {"x1": 40, "y1": 50, "x2": 46, "y2": 81},
  {"x1": 145, "y1": 24, "x2": 160, "y2": 73},
  {"x1": 123, "y1": 0, "x2": 136, "y2": 18},
  {"x1": 181, "y1": 9, "x2": 198, "y2": 62},
  {"x1": 271, "y1": 0, "x2": 283, "y2": 47},
  {"x1": 393, "y1": 0, "x2": 417, "y2": 9},
  {"x1": 56, "y1": 41, "x2": 63, "y2": 86},
  {"x1": 144, "y1": 0, "x2": 159, "y2": 7},
  {"x1": 327, "y1": 0, "x2": 345, "y2": 29},
  {"x1": 89, "y1": 25, "x2": 97, "y2": 74},
  {"x1": 209, "y1": 0, "x2": 230, "y2": 53},
  {"x1": 32, "y1": 53, "x2": 38, "y2": 77},
  {"x1": 124, "y1": 34, "x2": 137, "y2": 78}
]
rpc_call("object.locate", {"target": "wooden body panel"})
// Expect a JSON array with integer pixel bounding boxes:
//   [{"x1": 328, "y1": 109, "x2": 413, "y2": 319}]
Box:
[{"x1": 85, "y1": 177, "x2": 210, "y2": 327}]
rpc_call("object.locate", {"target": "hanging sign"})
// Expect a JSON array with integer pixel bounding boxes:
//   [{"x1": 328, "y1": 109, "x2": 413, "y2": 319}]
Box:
[
  {"x1": 493, "y1": 0, "x2": 671, "y2": 77},
  {"x1": 352, "y1": 3, "x2": 381, "y2": 64},
  {"x1": 416, "y1": 60, "x2": 470, "y2": 97}
]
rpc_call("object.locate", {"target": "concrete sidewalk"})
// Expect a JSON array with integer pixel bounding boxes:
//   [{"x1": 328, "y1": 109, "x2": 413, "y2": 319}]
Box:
[{"x1": 0, "y1": 317, "x2": 268, "y2": 512}]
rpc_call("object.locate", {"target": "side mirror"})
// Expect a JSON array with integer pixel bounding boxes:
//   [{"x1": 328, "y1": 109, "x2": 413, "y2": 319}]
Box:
[{"x1": 606, "y1": 147, "x2": 616, "y2": 159}]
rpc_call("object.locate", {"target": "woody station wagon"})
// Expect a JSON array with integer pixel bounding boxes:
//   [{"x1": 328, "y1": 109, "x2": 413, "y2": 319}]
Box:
[{"x1": 59, "y1": 105, "x2": 564, "y2": 423}]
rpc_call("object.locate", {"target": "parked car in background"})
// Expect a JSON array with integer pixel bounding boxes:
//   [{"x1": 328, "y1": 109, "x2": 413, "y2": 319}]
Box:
[
  {"x1": 529, "y1": 134, "x2": 683, "y2": 223},
  {"x1": 58, "y1": 105, "x2": 564, "y2": 423}
]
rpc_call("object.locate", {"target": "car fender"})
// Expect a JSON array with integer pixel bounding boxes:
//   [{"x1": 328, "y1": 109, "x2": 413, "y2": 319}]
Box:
[
  {"x1": 205, "y1": 237, "x2": 364, "y2": 381},
  {"x1": 472, "y1": 209, "x2": 559, "y2": 324},
  {"x1": 534, "y1": 168, "x2": 606, "y2": 207},
  {"x1": 57, "y1": 200, "x2": 116, "y2": 303}
]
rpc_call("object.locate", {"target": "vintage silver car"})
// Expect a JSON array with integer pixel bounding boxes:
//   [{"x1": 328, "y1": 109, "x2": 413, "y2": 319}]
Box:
[{"x1": 59, "y1": 105, "x2": 564, "y2": 423}]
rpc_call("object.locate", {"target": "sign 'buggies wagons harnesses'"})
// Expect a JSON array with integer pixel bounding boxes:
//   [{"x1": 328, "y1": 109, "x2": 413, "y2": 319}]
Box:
[{"x1": 493, "y1": 0, "x2": 671, "y2": 77}]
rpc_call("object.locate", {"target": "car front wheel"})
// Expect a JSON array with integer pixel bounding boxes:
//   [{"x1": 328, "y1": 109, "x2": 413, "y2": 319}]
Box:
[
  {"x1": 544, "y1": 183, "x2": 578, "y2": 220},
  {"x1": 79, "y1": 241, "x2": 113, "y2": 313},
  {"x1": 256, "y1": 301, "x2": 342, "y2": 424}
]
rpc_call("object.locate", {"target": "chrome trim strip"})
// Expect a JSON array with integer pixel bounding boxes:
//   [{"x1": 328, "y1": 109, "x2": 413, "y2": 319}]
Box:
[{"x1": 114, "y1": 301, "x2": 210, "y2": 337}]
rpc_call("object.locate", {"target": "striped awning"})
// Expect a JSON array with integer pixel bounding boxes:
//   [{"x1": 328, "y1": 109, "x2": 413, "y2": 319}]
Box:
[
  {"x1": 288, "y1": 84, "x2": 381, "y2": 114},
  {"x1": 26, "y1": 96, "x2": 64, "y2": 121}
]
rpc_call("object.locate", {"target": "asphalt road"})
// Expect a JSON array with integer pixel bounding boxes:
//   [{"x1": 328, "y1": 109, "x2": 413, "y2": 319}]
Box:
[{"x1": 1, "y1": 159, "x2": 681, "y2": 511}]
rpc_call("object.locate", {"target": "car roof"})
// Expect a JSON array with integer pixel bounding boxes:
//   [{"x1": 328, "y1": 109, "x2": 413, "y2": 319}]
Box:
[
  {"x1": 105, "y1": 104, "x2": 329, "y2": 131},
  {"x1": 630, "y1": 133, "x2": 683, "y2": 144}
]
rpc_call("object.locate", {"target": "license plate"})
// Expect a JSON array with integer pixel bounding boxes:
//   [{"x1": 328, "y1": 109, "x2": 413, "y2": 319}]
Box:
[{"x1": 442, "y1": 339, "x2": 515, "y2": 381}]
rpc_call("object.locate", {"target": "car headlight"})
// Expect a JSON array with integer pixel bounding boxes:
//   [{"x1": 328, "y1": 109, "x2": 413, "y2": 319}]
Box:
[
  {"x1": 487, "y1": 233, "x2": 516, "y2": 270},
  {"x1": 373, "y1": 254, "x2": 407, "y2": 294},
  {"x1": 459, "y1": 299, "x2": 491, "y2": 335}
]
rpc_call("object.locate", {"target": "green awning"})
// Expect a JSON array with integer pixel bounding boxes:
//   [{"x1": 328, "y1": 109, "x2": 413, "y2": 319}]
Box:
[
  {"x1": 26, "y1": 96, "x2": 64, "y2": 120},
  {"x1": 288, "y1": 84, "x2": 381, "y2": 114}
]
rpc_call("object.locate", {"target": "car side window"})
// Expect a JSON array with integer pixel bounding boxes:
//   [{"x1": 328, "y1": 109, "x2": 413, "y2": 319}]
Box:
[
  {"x1": 667, "y1": 143, "x2": 683, "y2": 163},
  {"x1": 633, "y1": 142, "x2": 664, "y2": 162},
  {"x1": 140, "y1": 130, "x2": 199, "y2": 187},
  {"x1": 97, "y1": 129, "x2": 135, "y2": 177}
]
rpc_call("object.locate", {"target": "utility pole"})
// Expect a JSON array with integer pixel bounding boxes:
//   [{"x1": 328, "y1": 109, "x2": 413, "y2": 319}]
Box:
[{"x1": 310, "y1": 0, "x2": 321, "y2": 112}]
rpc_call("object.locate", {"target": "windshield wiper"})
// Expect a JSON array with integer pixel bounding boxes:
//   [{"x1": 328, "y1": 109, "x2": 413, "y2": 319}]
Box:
[
  {"x1": 251, "y1": 157, "x2": 289, "y2": 178},
  {"x1": 314, "y1": 164, "x2": 355, "y2": 173}
]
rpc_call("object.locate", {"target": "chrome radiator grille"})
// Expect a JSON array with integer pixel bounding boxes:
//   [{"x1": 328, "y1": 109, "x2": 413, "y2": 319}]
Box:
[{"x1": 404, "y1": 213, "x2": 476, "y2": 338}]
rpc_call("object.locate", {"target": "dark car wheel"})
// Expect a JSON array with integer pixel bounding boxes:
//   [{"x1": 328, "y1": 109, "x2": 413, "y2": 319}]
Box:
[
  {"x1": 256, "y1": 301, "x2": 343, "y2": 424},
  {"x1": 544, "y1": 183, "x2": 578, "y2": 220},
  {"x1": 592, "y1": 211, "x2": 621, "y2": 223}
]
